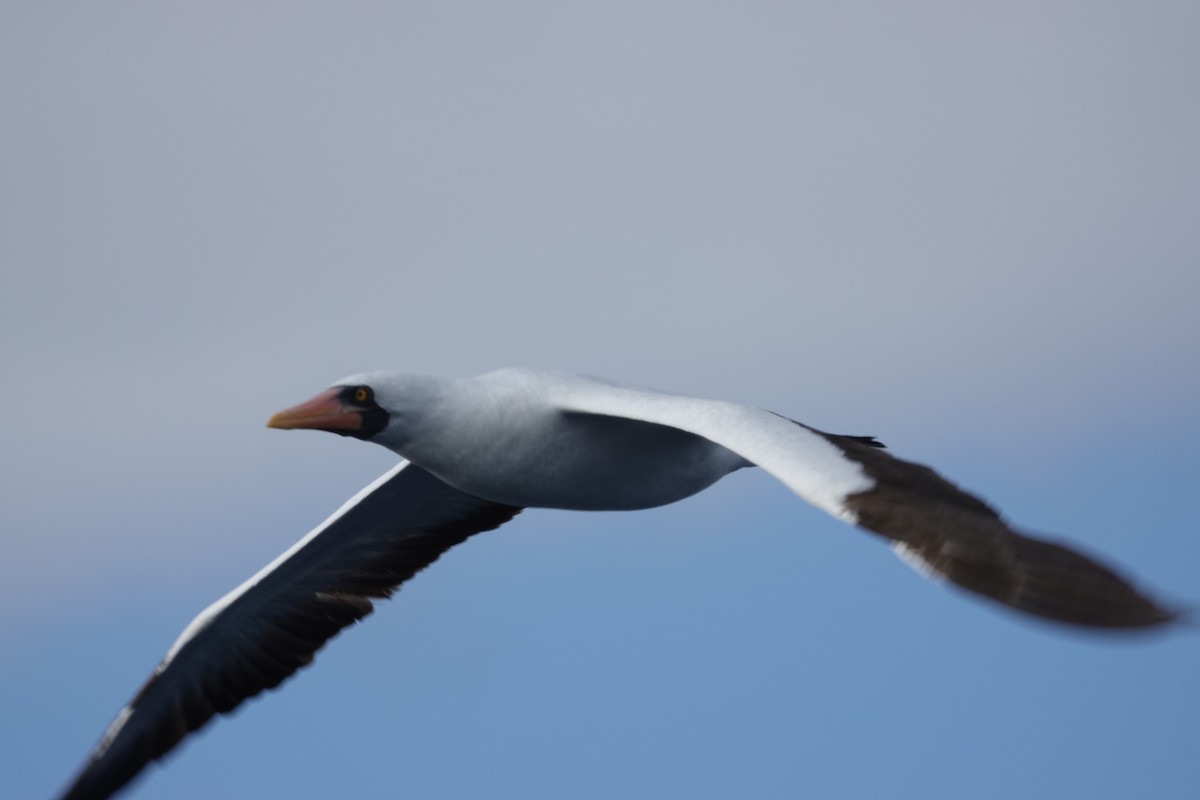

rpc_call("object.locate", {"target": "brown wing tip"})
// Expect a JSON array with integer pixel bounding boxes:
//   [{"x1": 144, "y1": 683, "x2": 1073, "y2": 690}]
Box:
[
  {"x1": 1072, "y1": 592, "x2": 1183, "y2": 631},
  {"x1": 930, "y1": 533, "x2": 1185, "y2": 631}
]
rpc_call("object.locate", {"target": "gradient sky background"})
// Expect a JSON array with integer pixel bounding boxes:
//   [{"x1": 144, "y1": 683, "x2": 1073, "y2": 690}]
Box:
[{"x1": 4, "y1": 3, "x2": 1198, "y2": 798}]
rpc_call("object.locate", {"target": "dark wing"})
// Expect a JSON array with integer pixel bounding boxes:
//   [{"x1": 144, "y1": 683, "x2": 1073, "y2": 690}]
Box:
[
  {"x1": 552, "y1": 376, "x2": 1177, "y2": 631},
  {"x1": 59, "y1": 461, "x2": 521, "y2": 800},
  {"x1": 819, "y1": 431, "x2": 1177, "y2": 629}
]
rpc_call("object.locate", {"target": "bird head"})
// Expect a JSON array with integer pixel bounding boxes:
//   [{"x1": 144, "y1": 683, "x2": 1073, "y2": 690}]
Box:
[{"x1": 267, "y1": 381, "x2": 391, "y2": 441}]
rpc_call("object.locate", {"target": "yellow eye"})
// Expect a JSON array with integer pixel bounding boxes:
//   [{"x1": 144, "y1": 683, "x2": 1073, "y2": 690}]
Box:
[{"x1": 353, "y1": 387, "x2": 369, "y2": 403}]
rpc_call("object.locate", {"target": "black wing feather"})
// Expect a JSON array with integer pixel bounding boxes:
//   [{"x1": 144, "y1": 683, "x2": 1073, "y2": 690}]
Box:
[
  {"x1": 817, "y1": 430, "x2": 1177, "y2": 629},
  {"x1": 59, "y1": 462, "x2": 520, "y2": 800}
]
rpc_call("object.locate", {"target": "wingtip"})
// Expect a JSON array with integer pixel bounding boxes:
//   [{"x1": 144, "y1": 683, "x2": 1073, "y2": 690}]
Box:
[{"x1": 1159, "y1": 601, "x2": 1197, "y2": 631}]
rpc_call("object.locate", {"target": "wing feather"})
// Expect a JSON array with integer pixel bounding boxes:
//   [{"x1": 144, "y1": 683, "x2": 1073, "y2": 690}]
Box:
[
  {"x1": 59, "y1": 462, "x2": 520, "y2": 800},
  {"x1": 821, "y1": 432, "x2": 1176, "y2": 628},
  {"x1": 553, "y1": 378, "x2": 1176, "y2": 629}
]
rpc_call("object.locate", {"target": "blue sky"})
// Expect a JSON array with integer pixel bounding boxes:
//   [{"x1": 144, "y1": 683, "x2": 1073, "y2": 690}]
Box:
[{"x1": 3, "y1": 3, "x2": 1198, "y2": 798}]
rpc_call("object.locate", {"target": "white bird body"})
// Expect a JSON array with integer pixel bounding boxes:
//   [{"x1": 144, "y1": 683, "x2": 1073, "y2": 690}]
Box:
[
  {"x1": 58, "y1": 368, "x2": 1179, "y2": 800},
  {"x1": 364, "y1": 368, "x2": 862, "y2": 514}
]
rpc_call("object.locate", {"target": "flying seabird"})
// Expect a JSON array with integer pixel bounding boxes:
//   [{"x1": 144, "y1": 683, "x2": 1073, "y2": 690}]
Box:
[{"x1": 59, "y1": 368, "x2": 1179, "y2": 799}]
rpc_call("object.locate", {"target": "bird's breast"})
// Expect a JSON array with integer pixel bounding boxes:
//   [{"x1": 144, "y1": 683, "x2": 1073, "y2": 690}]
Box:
[{"x1": 402, "y1": 409, "x2": 748, "y2": 511}]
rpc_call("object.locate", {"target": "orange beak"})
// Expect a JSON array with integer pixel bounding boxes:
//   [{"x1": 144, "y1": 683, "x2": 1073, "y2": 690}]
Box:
[{"x1": 267, "y1": 388, "x2": 363, "y2": 432}]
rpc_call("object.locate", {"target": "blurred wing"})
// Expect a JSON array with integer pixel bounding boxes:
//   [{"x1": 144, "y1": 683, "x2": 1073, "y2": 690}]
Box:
[
  {"x1": 60, "y1": 461, "x2": 521, "y2": 800},
  {"x1": 554, "y1": 379, "x2": 1176, "y2": 629},
  {"x1": 816, "y1": 431, "x2": 1176, "y2": 628}
]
